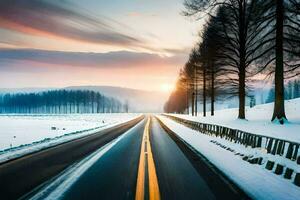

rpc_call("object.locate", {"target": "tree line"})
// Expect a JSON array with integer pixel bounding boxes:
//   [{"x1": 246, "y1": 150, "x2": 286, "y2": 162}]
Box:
[
  {"x1": 266, "y1": 79, "x2": 300, "y2": 103},
  {"x1": 165, "y1": 0, "x2": 300, "y2": 124},
  {"x1": 0, "y1": 90, "x2": 127, "y2": 114}
]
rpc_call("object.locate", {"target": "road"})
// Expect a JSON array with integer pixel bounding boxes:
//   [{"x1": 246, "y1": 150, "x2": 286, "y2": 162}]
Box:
[
  {"x1": 18, "y1": 116, "x2": 249, "y2": 200},
  {"x1": 28, "y1": 117, "x2": 147, "y2": 200},
  {"x1": 0, "y1": 115, "x2": 249, "y2": 200},
  {"x1": 0, "y1": 116, "x2": 144, "y2": 200},
  {"x1": 150, "y1": 117, "x2": 215, "y2": 199}
]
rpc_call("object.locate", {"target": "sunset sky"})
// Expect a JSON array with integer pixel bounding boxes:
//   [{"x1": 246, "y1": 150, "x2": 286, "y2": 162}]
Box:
[{"x1": 0, "y1": 0, "x2": 202, "y2": 92}]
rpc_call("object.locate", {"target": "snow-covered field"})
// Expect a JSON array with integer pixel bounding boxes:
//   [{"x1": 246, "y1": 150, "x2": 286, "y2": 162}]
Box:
[
  {"x1": 0, "y1": 113, "x2": 140, "y2": 163},
  {"x1": 171, "y1": 98, "x2": 300, "y2": 142},
  {"x1": 158, "y1": 115, "x2": 300, "y2": 200}
]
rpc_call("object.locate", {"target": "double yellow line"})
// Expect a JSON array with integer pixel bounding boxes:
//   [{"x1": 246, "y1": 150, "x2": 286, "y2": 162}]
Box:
[{"x1": 135, "y1": 117, "x2": 160, "y2": 200}]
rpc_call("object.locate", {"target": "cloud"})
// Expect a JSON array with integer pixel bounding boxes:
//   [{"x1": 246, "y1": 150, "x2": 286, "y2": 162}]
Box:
[
  {"x1": 0, "y1": 48, "x2": 186, "y2": 69},
  {"x1": 0, "y1": 0, "x2": 143, "y2": 48}
]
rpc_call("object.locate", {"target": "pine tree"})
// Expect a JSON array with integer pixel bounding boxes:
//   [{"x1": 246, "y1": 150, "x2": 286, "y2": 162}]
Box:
[
  {"x1": 287, "y1": 81, "x2": 293, "y2": 99},
  {"x1": 266, "y1": 87, "x2": 275, "y2": 103},
  {"x1": 294, "y1": 80, "x2": 300, "y2": 98}
]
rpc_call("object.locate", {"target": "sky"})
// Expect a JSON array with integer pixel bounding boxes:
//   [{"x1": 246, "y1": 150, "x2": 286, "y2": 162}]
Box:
[{"x1": 0, "y1": 0, "x2": 202, "y2": 92}]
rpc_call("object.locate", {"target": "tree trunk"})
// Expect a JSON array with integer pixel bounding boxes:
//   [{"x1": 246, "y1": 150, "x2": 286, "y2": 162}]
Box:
[
  {"x1": 186, "y1": 82, "x2": 189, "y2": 115},
  {"x1": 238, "y1": 1, "x2": 246, "y2": 119},
  {"x1": 192, "y1": 91, "x2": 195, "y2": 116},
  {"x1": 272, "y1": 0, "x2": 287, "y2": 124},
  {"x1": 203, "y1": 66, "x2": 206, "y2": 117},
  {"x1": 238, "y1": 68, "x2": 246, "y2": 119},
  {"x1": 211, "y1": 63, "x2": 215, "y2": 116},
  {"x1": 195, "y1": 67, "x2": 198, "y2": 116}
]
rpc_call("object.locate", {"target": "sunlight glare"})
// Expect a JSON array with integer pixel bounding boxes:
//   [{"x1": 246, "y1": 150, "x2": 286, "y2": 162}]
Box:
[{"x1": 160, "y1": 83, "x2": 174, "y2": 92}]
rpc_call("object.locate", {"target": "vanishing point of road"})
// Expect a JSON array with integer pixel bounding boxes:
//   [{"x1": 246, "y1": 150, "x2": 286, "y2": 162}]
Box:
[{"x1": 0, "y1": 115, "x2": 249, "y2": 200}]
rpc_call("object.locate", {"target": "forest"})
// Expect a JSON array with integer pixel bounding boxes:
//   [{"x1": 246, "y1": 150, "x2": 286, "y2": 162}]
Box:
[
  {"x1": 0, "y1": 90, "x2": 127, "y2": 114},
  {"x1": 164, "y1": 0, "x2": 300, "y2": 124}
]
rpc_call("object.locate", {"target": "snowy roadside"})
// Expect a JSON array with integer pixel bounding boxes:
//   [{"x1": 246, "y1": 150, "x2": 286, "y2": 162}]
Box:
[
  {"x1": 0, "y1": 114, "x2": 141, "y2": 164},
  {"x1": 0, "y1": 114, "x2": 141, "y2": 150},
  {"x1": 170, "y1": 98, "x2": 300, "y2": 143},
  {"x1": 157, "y1": 115, "x2": 300, "y2": 200}
]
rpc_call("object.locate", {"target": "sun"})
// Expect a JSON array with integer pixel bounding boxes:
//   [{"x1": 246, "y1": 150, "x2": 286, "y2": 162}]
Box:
[{"x1": 160, "y1": 83, "x2": 174, "y2": 92}]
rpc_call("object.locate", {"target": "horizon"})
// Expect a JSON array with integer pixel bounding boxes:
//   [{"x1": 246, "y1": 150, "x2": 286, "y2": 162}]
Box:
[{"x1": 0, "y1": 85, "x2": 170, "y2": 93}]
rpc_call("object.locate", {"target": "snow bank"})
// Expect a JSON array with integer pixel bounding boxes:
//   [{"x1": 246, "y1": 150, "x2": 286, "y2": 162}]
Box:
[
  {"x1": 157, "y1": 115, "x2": 300, "y2": 200},
  {"x1": 171, "y1": 98, "x2": 300, "y2": 142},
  {"x1": 0, "y1": 113, "x2": 140, "y2": 163}
]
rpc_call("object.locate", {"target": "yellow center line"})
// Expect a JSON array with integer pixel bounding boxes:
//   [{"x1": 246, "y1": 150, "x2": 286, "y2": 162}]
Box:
[
  {"x1": 135, "y1": 117, "x2": 160, "y2": 200},
  {"x1": 135, "y1": 123, "x2": 146, "y2": 200},
  {"x1": 146, "y1": 117, "x2": 160, "y2": 200}
]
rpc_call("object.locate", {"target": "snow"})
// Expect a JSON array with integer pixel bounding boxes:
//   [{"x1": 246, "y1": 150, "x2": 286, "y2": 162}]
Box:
[
  {"x1": 171, "y1": 98, "x2": 300, "y2": 143},
  {"x1": 157, "y1": 115, "x2": 300, "y2": 200},
  {"x1": 29, "y1": 120, "x2": 140, "y2": 200},
  {"x1": 0, "y1": 113, "x2": 140, "y2": 164}
]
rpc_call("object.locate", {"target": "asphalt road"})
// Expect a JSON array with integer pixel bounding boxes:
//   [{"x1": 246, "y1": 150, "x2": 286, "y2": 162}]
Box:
[
  {"x1": 150, "y1": 117, "x2": 215, "y2": 200},
  {"x1": 0, "y1": 116, "x2": 144, "y2": 200},
  {"x1": 21, "y1": 116, "x2": 248, "y2": 200},
  {"x1": 30, "y1": 118, "x2": 146, "y2": 200}
]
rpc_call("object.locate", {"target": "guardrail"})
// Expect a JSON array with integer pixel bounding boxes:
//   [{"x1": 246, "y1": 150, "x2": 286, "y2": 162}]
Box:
[
  {"x1": 163, "y1": 114, "x2": 300, "y2": 186},
  {"x1": 163, "y1": 114, "x2": 300, "y2": 163}
]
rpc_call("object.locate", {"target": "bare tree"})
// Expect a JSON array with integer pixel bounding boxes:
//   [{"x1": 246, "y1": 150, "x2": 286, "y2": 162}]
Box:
[
  {"x1": 184, "y1": 0, "x2": 272, "y2": 119},
  {"x1": 254, "y1": 0, "x2": 300, "y2": 123}
]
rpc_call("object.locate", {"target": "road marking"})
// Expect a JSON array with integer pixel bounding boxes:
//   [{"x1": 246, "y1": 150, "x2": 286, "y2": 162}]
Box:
[
  {"x1": 135, "y1": 117, "x2": 160, "y2": 200},
  {"x1": 135, "y1": 123, "x2": 146, "y2": 200},
  {"x1": 146, "y1": 117, "x2": 160, "y2": 200}
]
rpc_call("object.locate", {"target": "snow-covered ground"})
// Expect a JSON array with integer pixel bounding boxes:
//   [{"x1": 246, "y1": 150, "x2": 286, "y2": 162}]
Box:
[
  {"x1": 157, "y1": 115, "x2": 300, "y2": 200},
  {"x1": 0, "y1": 113, "x2": 140, "y2": 163},
  {"x1": 171, "y1": 98, "x2": 300, "y2": 142}
]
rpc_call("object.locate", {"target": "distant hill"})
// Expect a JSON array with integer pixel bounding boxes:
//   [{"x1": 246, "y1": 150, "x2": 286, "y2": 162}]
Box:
[{"x1": 0, "y1": 86, "x2": 169, "y2": 113}]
